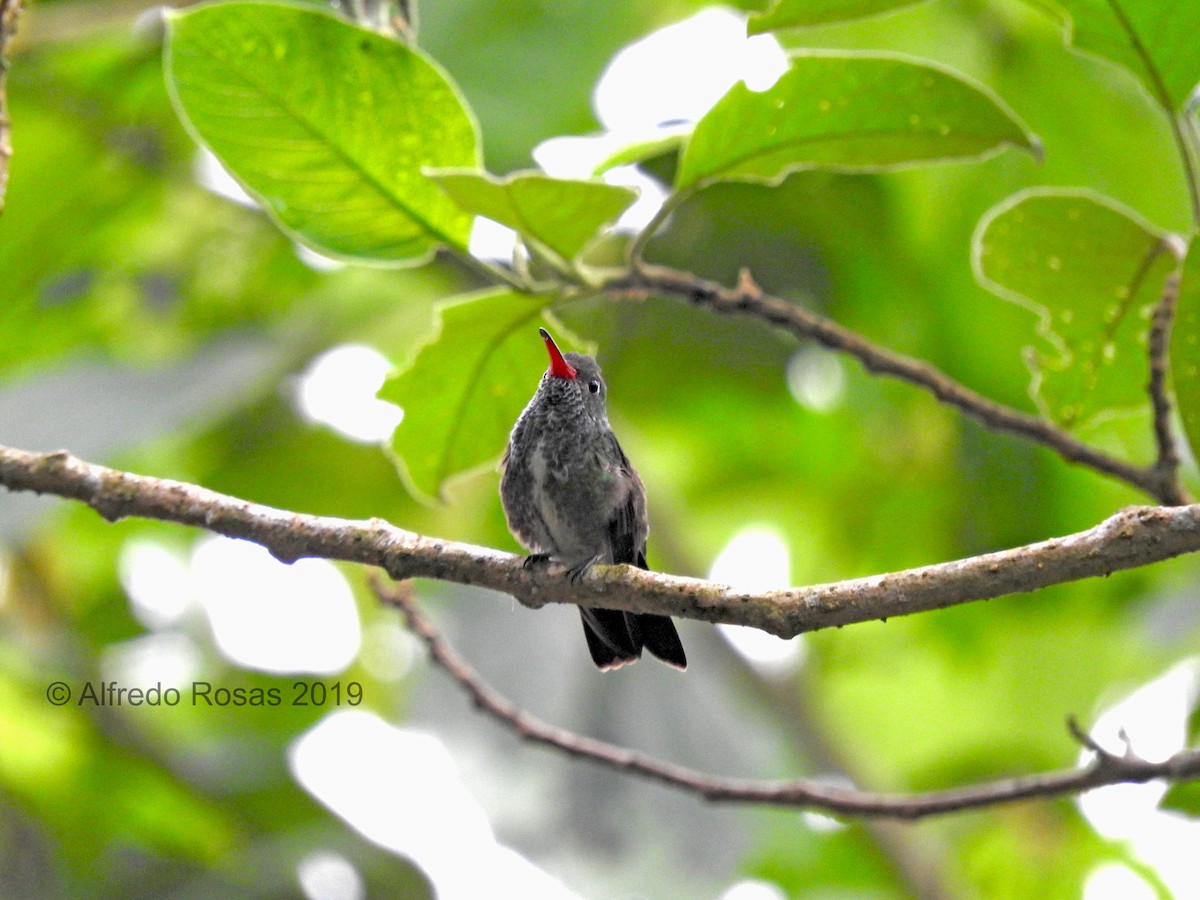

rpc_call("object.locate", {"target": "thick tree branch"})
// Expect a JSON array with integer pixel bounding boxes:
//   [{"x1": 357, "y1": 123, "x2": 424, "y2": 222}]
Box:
[
  {"x1": 378, "y1": 578, "x2": 1200, "y2": 819},
  {"x1": 605, "y1": 263, "x2": 1190, "y2": 505},
  {"x1": 3, "y1": 444, "x2": 1200, "y2": 637}
]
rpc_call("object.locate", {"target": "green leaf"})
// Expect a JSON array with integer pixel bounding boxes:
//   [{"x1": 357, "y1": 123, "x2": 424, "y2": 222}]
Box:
[
  {"x1": 1035, "y1": 0, "x2": 1200, "y2": 111},
  {"x1": 676, "y1": 52, "x2": 1038, "y2": 191},
  {"x1": 427, "y1": 170, "x2": 637, "y2": 263},
  {"x1": 1170, "y1": 238, "x2": 1200, "y2": 461},
  {"x1": 165, "y1": 1, "x2": 478, "y2": 264},
  {"x1": 1161, "y1": 780, "x2": 1200, "y2": 818},
  {"x1": 973, "y1": 189, "x2": 1178, "y2": 428},
  {"x1": 591, "y1": 128, "x2": 689, "y2": 176},
  {"x1": 1188, "y1": 694, "x2": 1200, "y2": 745},
  {"x1": 380, "y1": 290, "x2": 587, "y2": 502},
  {"x1": 749, "y1": 0, "x2": 932, "y2": 33}
]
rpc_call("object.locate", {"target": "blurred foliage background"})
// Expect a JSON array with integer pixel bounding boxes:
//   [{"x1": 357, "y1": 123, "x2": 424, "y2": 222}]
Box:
[{"x1": 2, "y1": 0, "x2": 1199, "y2": 897}]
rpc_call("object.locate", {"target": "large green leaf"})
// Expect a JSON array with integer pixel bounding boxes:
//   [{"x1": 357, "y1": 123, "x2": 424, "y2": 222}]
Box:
[
  {"x1": 1035, "y1": 0, "x2": 1200, "y2": 111},
  {"x1": 380, "y1": 291, "x2": 588, "y2": 502},
  {"x1": 165, "y1": 1, "x2": 478, "y2": 264},
  {"x1": 427, "y1": 170, "x2": 637, "y2": 263},
  {"x1": 676, "y1": 52, "x2": 1037, "y2": 191},
  {"x1": 1170, "y1": 237, "x2": 1200, "y2": 461},
  {"x1": 749, "y1": 0, "x2": 932, "y2": 33},
  {"x1": 973, "y1": 189, "x2": 1179, "y2": 428}
]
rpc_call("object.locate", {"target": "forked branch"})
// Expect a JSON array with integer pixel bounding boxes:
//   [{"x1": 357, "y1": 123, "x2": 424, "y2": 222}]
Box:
[
  {"x1": 377, "y1": 577, "x2": 1200, "y2": 820},
  {"x1": 604, "y1": 262, "x2": 1190, "y2": 506}
]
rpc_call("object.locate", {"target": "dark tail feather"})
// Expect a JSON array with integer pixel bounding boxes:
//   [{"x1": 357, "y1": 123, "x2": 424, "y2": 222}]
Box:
[
  {"x1": 631, "y1": 549, "x2": 686, "y2": 669},
  {"x1": 580, "y1": 607, "x2": 641, "y2": 671},
  {"x1": 629, "y1": 613, "x2": 687, "y2": 670},
  {"x1": 586, "y1": 529, "x2": 687, "y2": 670}
]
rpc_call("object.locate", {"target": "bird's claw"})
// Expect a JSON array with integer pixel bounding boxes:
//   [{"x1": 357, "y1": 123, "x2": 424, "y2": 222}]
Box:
[
  {"x1": 522, "y1": 553, "x2": 552, "y2": 570},
  {"x1": 566, "y1": 555, "x2": 601, "y2": 584}
]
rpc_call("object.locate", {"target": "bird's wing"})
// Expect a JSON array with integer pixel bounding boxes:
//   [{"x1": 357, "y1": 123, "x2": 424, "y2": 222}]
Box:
[
  {"x1": 601, "y1": 437, "x2": 687, "y2": 669},
  {"x1": 603, "y1": 435, "x2": 645, "y2": 567}
]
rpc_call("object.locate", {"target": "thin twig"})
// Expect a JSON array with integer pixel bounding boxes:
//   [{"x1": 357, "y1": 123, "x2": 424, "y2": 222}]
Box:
[
  {"x1": 605, "y1": 262, "x2": 1190, "y2": 504},
  {"x1": 3, "y1": 444, "x2": 1200, "y2": 637},
  {"x1": 1067, "y1": 715, "x2": 1110, "y2": 759},
  {"x1": 1148, "y1": 272, "x2": 1186, "y2": 503},
  {"x1": 0, "y1": 0, "x2": 20, "y2": 213},
  {"x1": 377, "y1": 577, "x2": 1200, "y2": 819}
]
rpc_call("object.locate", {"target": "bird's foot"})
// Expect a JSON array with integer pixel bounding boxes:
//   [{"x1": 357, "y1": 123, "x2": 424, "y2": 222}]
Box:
[
  {"x1": 522, "y1": 553, "x2": 553, "y2": 570},
  {"x1": 566, "y1": 554, "x2": 601, "y2": 584}
]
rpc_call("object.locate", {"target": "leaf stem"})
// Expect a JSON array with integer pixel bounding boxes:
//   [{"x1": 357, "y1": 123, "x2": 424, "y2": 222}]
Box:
[
  {"x1": 1169, "y1": 113, "x2": 1200, "y2": 228},
  {"x1": 1103, "y1": 0, "x2": 1200, "y2": 224},
  {"x1": 1180, "y1": 105, "x2": 1200, "y2": 225},
  {"x1": 447, "y1": 248, "x2": 532, "y2": 292},
  {"x1": 627, "y1": 191, "x2": 686, "y2": 267}
]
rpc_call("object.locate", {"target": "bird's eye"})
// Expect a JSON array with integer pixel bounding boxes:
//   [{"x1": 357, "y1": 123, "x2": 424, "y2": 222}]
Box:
[{"x1": 588, "y1": 379, "x2": 601, "y2": 395}]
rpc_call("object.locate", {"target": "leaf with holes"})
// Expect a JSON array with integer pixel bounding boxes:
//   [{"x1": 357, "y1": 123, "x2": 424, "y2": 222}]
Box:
[
  {"x1": 676, "y1": 52, "x2": 1038, "y2": 191},
  {"x1": 380, "y1": 290, "x2": 590, "y2": 502},
  {"x1": 165, "y1": 2, "x2": 478, "y2": 264},
  {"x1": 427, "y1": 170, "x2": 637, "y2": 263},
  {"x1": 1035, "y1": 0, "x2": 1200, "y2": 111},
  {"x1": 973, "y1": 189, "x2": 1179, "y2": 428}
]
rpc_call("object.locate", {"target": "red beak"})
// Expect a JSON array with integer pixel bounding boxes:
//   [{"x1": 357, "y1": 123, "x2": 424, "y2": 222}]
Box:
[{"x1": 539, "y1": 328, "x2": 576, "y2": 379}]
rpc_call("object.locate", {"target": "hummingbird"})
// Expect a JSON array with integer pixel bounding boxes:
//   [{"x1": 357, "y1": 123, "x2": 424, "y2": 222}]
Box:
[{"x1": 499, "y1": 328, "x2": 687, "y2": 671}]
